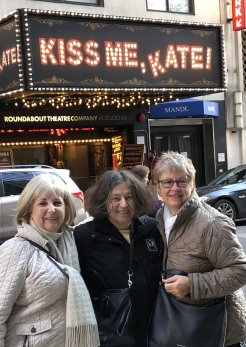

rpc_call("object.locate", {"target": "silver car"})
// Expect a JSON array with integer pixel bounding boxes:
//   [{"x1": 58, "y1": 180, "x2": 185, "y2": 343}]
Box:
[{"x1": 0, "y1": 165, "x2": 88, "y2": 243}]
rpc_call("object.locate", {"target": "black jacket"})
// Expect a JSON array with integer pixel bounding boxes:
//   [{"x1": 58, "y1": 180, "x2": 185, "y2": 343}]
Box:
[{"x1": 74, "y1": 216, "x2": 163, "y2": 347}]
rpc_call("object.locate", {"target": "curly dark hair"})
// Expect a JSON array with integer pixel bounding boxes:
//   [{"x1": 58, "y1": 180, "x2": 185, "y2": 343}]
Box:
[{"x1": 85, "y1": 170, "x2": 155, "y2": 219}]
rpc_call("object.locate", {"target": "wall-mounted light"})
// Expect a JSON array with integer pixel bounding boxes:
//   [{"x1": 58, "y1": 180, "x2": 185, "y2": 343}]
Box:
[
  {"x1": 137, "y1": 113, "x2": 146, "y2": 122},
  {"x1": 226, "y1": 1, "x2": 233, "y2": 23}
]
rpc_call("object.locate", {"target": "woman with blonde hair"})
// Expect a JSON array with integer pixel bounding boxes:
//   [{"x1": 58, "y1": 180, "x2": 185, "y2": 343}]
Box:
[{"x1": 0, "y1": 173, "x2": 99, "y2": 347}]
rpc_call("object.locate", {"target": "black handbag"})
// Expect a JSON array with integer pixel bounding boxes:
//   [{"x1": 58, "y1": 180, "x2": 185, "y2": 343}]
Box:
[
  {"x1": 148, "y1": 269, "x2": 227, "y2": 347},
  {"x1": 90, "y1": 227, "x2": 135, "y2": 347}
]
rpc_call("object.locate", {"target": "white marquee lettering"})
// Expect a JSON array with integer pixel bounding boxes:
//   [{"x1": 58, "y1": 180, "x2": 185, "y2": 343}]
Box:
[
  {"x1": 3, "y1": 115, "x2": 103, "y2": 124},
  {"x1": 164, "y1": 106, "x2": 189, "y2": 113},
  {"x1": 4, "y1": 116, "x2": 47, "y2": 122}
]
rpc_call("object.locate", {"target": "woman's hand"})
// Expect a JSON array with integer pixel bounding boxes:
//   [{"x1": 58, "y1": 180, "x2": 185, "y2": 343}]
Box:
[{"x1": 162, "y1": 275, "x2": 190, "y2": 298}]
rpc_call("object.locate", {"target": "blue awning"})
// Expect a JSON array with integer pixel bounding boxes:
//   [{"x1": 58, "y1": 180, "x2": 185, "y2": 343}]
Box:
[{"x1": 149, "y1": 99, "x2": 219, "y2": 119}]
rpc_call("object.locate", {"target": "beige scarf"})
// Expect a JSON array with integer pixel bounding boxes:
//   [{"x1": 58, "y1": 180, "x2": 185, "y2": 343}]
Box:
[{"x1": 16, "y1": 221, "x2": 100, "y2": 347}]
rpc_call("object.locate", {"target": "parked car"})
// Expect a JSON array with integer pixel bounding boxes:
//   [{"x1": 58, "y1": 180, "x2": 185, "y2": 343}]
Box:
[
  {"x1": 196, "y1": 165, "x2": 246, "y2": 221},
  {"x1": 0, "y1": 165, "x2": 88, "y2": 243}
]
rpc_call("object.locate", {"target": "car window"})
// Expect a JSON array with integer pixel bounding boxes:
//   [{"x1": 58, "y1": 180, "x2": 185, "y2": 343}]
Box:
[
  {"x1": 1, "y1": 172, "x2": 34, "y2": 197},
  {"x1": 235, "y1": 169, "x2": 246, "y2": 181},
  {"x1": 208, "y1": 166, "x2": 246, "y2": 186}
]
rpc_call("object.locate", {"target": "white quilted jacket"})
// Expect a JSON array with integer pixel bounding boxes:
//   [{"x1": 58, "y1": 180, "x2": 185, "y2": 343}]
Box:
[{"x1": 0, "y1": 235, "x2": 68, "y2": 347}]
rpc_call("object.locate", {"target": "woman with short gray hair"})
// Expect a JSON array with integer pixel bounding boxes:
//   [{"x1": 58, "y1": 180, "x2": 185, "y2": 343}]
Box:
[{"x1": 153, "y1": 151, "x2": 246, "y2": 347}]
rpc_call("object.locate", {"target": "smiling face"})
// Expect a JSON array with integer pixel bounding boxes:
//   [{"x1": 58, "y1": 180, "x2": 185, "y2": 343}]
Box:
[
  {"x1": 30, "y1": 191, "x2": 66, "y2": 233},
  {"x1": 158, "y1": 168, "x2": 194, "y2": 215},
  {"x1": 107, "y1": 182, "x2": 135, "y2": 230}
]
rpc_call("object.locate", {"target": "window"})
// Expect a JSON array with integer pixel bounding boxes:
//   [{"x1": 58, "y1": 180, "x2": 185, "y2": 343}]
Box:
[
  {"x1": 33, "y1": 0, "x2": 102, "y2": 5},
  {"x1": 2, "y1": 172, "x2": 34, "y2": 197},
  {"x1": 64, "y1": 0, "x2": 100, "y2": 3},
  {"x1": 147, "y1": 0, "x2": 192, "y2": 13}
]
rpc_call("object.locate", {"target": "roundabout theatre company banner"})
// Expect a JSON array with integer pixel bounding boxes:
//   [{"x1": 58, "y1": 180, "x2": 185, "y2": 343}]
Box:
[{"x1": 0, "y1": 8, "x2": 226, "y2": 96}]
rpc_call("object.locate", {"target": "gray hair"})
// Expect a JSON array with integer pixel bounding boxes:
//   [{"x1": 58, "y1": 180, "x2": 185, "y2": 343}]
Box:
[
  {"x1": 14, "y1": 173, "x2": 76, "y2": 226},
  {"x1": 153, "y1": 152, "x2": 196, "y2": 186}
]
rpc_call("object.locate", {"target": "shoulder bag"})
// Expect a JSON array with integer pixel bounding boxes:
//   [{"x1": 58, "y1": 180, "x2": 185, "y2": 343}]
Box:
[
  {"x1": 90, "y1": 226, "x2": 135, "y2": 347},
  {"x1": 148, "y1": 269, "x2": 227, "y2": 347}
]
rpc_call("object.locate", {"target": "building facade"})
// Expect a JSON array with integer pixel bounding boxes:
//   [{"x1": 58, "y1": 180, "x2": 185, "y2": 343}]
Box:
[
  {"x1": 219, "y1": 0, "x2": 246, "y2": 170},
  {"x1": 0, "y1": 0, "x2": 229, "y2": 189}
]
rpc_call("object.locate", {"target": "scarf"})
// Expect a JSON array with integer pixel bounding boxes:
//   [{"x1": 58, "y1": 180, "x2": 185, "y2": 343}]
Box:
[{"x1": 16, "y1": 221, "x2": 100, "y2": 347}]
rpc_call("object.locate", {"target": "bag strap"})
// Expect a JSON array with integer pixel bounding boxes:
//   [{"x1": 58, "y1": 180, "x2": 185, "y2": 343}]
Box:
[
  {"x1": 162, "y1": 269, "x2": 188, "y2": 280},
  {"x1": 20, "y1": 237, "x2": 69, "y2": 280},
  {"x1": 163, "y1": 269, "x2": 188, "y2": 277},
  {"x1": 21, "y1": 237, "x2": 56, "y2": 259},
  {"x1": 128, "y1": 224, "x2": 134, "y2": 288}
]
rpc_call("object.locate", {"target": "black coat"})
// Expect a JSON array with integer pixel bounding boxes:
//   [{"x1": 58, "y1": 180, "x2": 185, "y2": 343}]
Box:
[{"x1": 74, "y1": 216, "x2": 163, "y2": 347}]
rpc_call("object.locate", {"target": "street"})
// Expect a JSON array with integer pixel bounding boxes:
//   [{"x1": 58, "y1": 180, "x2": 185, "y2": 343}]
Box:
[{"x1": 236, "y1": 221, "x2": 246, "y2": 297}]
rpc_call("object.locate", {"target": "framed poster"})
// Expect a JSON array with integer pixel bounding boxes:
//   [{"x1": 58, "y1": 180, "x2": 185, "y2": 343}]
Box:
[
  {"x1": 0, "y1": 149, "x2": 14, "y2": 166},
  {"x1": 122, "y1": 144, "x2": 144, "y2": 169}
]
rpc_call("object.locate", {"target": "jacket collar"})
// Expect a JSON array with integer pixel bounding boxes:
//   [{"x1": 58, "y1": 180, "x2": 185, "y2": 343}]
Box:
[
  {"x1": 92, "y1": 217, "x2": 157, "y2": 243},
  {"x1": 156, "y1": 190, "x2": 201, "y2": 229},
  {"x1": 16, "y1": 222, "x2": 49, "y2": 248},
  {"x1": 16, "y1": 222, "x2": 73, "y2": 249}
]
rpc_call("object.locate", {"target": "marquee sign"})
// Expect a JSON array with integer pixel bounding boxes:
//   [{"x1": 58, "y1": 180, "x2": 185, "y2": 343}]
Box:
[
  {"x1": 232, "y1": 0, "x2": 246, "y2": 31},
  {"x1": 0, "y1": 14, "x2": 23, "y2": 97},
  {"x1": 0, "y1": 9, "x2": 226, "y2": 98}
]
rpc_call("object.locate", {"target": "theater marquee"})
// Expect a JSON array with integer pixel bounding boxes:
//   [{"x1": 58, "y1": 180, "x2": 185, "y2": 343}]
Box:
[{"x1": 0, "y1": 9, "x2": 226, "y2": 98}]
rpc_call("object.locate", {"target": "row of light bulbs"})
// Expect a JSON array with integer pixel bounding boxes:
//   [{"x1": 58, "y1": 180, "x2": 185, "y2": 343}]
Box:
[
  {"x1": 14, "y1": 93, "x2": 169, "y2": 109},
  {"x1": 0, "y1": 138, "x2": 112, "y2": 147}
]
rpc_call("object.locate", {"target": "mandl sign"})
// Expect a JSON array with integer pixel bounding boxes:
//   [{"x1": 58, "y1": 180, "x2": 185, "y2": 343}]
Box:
[
  {"x1": 149, "y1": 99, "x2": 219, "y2": 118},
  {"x1": 0, "y1": 9, "x2": 226, "y2": 97}
]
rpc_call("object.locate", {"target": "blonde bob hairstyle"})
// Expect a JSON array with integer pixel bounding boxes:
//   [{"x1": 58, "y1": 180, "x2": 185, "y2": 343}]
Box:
[
  {"x1": 14, "y1": 173, "x2": 76, "y2": 227},
  {"x1": 153, "y1": 151, "x2": 196, "y2": 188}
]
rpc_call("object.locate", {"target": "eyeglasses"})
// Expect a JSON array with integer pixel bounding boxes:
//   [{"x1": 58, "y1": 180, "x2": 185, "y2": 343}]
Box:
[{"x1": 158, "y1": 178, "x2": 191, "y2": 188}]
